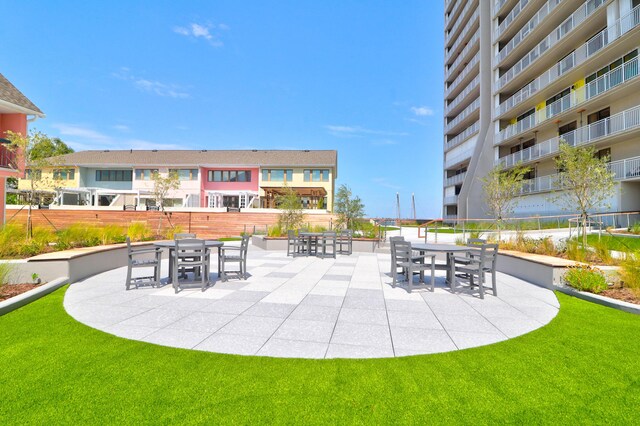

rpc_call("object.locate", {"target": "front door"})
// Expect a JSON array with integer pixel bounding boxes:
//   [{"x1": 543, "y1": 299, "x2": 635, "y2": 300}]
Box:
[{"x1": 223, "y1": 195, "x2": 239, "y2": 208}]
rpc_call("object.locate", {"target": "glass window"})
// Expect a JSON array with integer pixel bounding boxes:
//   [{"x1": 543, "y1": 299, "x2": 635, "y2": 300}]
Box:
[
  {"x1": 98, "y1": 170, "x2": 132, "y2": 182},
  {"x1": 262, "y1": 169, "x2": 268, "y2": 181},
  {"x1": 304, "y1": 169, "x2": 310, "y2": 182},
  {"x1": 322, "y1": 170, "x2": 329, "y2": 181},
  {"x1": 271, "y1": 170, "x2": 284, "y2": 181},
  {"x1": 229, "y1": 171, "x2": 237, "y2": 182},
  {"x1": 312, "y1": 169, "x2": 320, "y2": 181},
  {"x1": 286, "y1": 169, "x2": 292, "y2": 182}
]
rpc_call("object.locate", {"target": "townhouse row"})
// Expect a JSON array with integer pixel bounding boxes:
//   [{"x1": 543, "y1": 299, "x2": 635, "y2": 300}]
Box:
[
  {"x1": 17, "y1": 149, "x2": 338, "y2": 211},
  {"x1": 443, "y1": 0, "x2": 640, "y2": 220}
]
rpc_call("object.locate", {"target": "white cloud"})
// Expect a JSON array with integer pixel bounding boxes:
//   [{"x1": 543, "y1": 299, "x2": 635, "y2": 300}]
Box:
[
  {"x1": 51, "y1": 123, "x2": 193, "y2": 151},
  {"x1": 410, "y1": 106, "x2": 434, "y2": 116},
  {"x1": 113, "y1": 68, "x2": 190, "y2": 99},
  {"x1": 113, "y1": 124, "x2": 130, "y2": 132},
  {"x1": 371, "y1": 139, "x2": 398, "y2": 146},
  {"x1": 372, "y1": 177, "x2": 402, "y2": 190},
  {"x1": 173, "y1": 22, "x2": 227, "y2": 47},
  {"x1": 325, "y1": 125, "x2": 409, "y2": 138}
]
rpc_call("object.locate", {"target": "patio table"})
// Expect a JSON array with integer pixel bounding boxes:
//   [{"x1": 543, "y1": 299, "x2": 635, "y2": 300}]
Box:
[
  {"x1": 154, "y1": 240, "x2": 224, "y2": 283},
  {"x1": 411, "y1": 243, "x2": 471, "y2": 288},
  {"x1": 298, "y1": 232, "x2": 323, "y2": 256}
]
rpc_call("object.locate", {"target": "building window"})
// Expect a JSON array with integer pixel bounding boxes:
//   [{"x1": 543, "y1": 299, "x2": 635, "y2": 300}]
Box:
[
  {"x1": 169, "y1": 169, "x2": 198, "y2": 181},
  {"x1": 595, "y1": 147, "x2": 611, "y2": 161},
  {"x1": 134, "y1": 169, "x2": 158, "y2": 181},
  {"x1": 262, "y1": 169, "x2": 292, "y2": 182},
  {"x1": 303, "y1": 169, "x2": 329, "y2": 182},
  {"x1": 25, "y1": 169, "x2": 42, "y2": 180},
  {"x1": 207, "y1": 170, "x2": 252, "y2": 182},
  {"x1": 53, "y1": 169, "x2": 75, "y2": 180},
  {"x1": 96, "y1": 170, "x2": 133, "y2": 182}
]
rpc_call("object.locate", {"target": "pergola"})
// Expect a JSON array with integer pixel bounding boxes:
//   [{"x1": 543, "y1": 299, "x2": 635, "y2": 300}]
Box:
[{"x1": 260, "y1": 186, "x2": 327, "y2": 209}]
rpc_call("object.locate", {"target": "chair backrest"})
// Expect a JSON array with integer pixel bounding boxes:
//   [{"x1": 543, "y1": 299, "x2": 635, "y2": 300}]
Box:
[
  {"x1": 391, "y1": 240, "x2": 412, "y2": 263},
  {"x1": 287, "y1": 229, "x2": 296, "y2": 240},
  {"x1": 125, "y1": 236, "x2": 133, "y2": 254},
  {"x1": 482, "y1": 243, "x2": 499, "y2": 267},
  {"x1": 240, "y1": 234, "x2": 250, "y2": 255},
  {"x1": 175, "y1": 238, "x2": 206, "y2": 257},
  {"x1": 467, "y1": 238, "x2": 486, "y2": 246},
  {"x1": 389, "y1": 236, "x2": 405, "y2": 243},
  {"x1": 322, "y1": 231, "x2": 337, "y2": 240},
  {"x1": 340, "y1": 229, "x2": 353, "y2": 237},
  {"x1": 175, "y1": 233, "x2": 197, "y2": 240}
]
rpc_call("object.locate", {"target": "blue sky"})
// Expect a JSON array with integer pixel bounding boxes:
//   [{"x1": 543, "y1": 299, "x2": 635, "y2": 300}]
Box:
[{"x1": 5, "y1": 1, "x2": 444, "y2": 218}]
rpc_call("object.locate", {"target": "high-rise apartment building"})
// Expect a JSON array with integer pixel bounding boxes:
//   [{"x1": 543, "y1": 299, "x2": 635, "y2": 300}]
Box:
[{"x1": 443, "y1": 0, "x2": 640, "y2": 220}]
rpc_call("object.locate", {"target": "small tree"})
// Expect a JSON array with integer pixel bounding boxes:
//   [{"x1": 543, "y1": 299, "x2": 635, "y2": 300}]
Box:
[
  {"x1": 6, "y1": 130, "x2": 64, "y2": 239},
  {"x1": 151, "y1": 170, "x2": 180, "y2": 235},
  {"x1": 481, "y1": 163, "x2": 530, "y2": 241},
  {"x1": 334, "y1": 184, "x2": 365, "y2": 231},
  {"x1": 551, "y1": 142, "x2": 615, "y2": 247},
  {"x1": 276, "y1": 186, "x2": 304, "y2": 232}
]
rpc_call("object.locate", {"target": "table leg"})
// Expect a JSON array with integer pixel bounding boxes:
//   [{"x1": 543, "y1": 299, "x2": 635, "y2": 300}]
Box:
[{"x1": 168, "y1": 248, "x2": 174, "y2": 284}]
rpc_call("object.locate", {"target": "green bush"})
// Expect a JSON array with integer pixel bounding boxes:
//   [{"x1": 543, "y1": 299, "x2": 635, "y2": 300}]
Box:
[
  {"x1": 628, "y1": 223, "x2": 640, "y2": 235},
  {"x1": 56, "y1": 224, "x2": 101, "y2": 250},
  {"x1": 0, "y1": 262, "x2": 13, "y2": 286},
  {"x1": 619, "y1": 252, "x2": 640, "y2": 295},
  {"x1": 100, "y1": 225, "x2": 126, "y2": 245},
  {"x1": 127, "y1": 222, "x2": 152, "y2": 241},
  {"x1": 563, "y1": 265, "x2": 608, "y2": 294},
  {"x1": 267, "y1": 224, "x2": 284, "y2": 237}
]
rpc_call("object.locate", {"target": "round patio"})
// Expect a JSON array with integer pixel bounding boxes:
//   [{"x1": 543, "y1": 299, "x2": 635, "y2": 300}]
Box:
[{"x1": 64, "y1": 245, "x2": 559, "y2": 358}]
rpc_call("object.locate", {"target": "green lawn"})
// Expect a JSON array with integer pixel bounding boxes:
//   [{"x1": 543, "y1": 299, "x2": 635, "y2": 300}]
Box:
[
  {"x1": 1, "y1": 288, "x2": 639, "y2": 424},
  {"x1": 587, "y1": 233, "x2": 640, "y2": 251}
]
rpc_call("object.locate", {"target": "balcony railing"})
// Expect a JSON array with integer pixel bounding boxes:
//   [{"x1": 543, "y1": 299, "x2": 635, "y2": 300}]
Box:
[
  {"x1": 446, "y1": 9, "x2": 480, "y2": 62},
  {"x1": 444, "y1": 146, "x2": 474, "y2": 169},
  {"x1": 446, "y1": 75, "x2": 480, "y2": 114},
  {"x1": 446, "y1": 1, "x2": 473, "y2": 44},
  {"x1": 446, "y1": 120, "x2": 480, "y2": 151},
  {"x1": 444, "y1": 195, "x2": 459, "y2": 205},
  {"x1": 495, "y1": 0, "x2": 509, "y2": 16},
  {"x1": 495, "y1": 0, "x2": 531, "y2": 40},
  {"x1": 497, "y1": 0, "x2": 605, "y2": 90},
  {"x1": 445, "y1": 172, "x2": 467, "y2": 187},
  {"x1": 497, "y1": 105, "x2": 640, "y2": 168},
  {"x1": 446, "y1": 0, "x2": 462, "y2": 28},
  {"x1": 496, "y1": 56, "x2": 640, "y2": 143},
  {"x1": 496, "y1": 0, "x2": 563, "y2": 65},
  {"x1": 445, "y1": 31, "x2": 479, "y2": 78},
  {"x1": 0, "y1": 140, "x2": 16, "y2": 170},
  {"x1": 521, "y1": 155, "x2": 640, "y2": 194},
  {"x1": 445, "y1": 52, "x2": 480, "y2": 97},
  {"x1": 445, "y1": 97, "x2": 481, "y2": 133},
  {"x1": 496, "y1": 6, "x2": 640, "y2": 117}
]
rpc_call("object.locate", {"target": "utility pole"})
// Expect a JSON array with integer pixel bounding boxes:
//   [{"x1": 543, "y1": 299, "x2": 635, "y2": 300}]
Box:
[
  {"x1": 411, "y1": 193, "x2": 416, "y2": 221},
  {"x1": 396, "y1": 192, "x2": 401, "y2": 235}
]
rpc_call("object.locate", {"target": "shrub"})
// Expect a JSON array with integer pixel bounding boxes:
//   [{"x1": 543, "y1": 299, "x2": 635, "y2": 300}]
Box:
[
  {"x1": 267, "y1": 224, "x2": 284, "y2": 237},
  {"x1": 566, "y1": 239, "x2": 587, "y2": 263},
  {"x1": 127, "y1": 222, "x2": 152, "y2": 241},
  {"x1": 100, "y1": 225, "x2": 126, "y2": 245},
  {"x1": 56, "y1": 224, "x2": 101, "y2": 249},
  {"x1": 619, "y1": 252, "x2": 640, "y2": 295},
  {"x1": 0, "y1": 262, "x2": 13, "y2": 286},
  {"x1": 563, "y1": 265, "x2": 608, "y2": 294},
  {"x1": 628, "y1": 223, "x2": 640, "y2": 235},
  {"x1": 590, "y1": 239, "x2": 614, "y2": 265}
]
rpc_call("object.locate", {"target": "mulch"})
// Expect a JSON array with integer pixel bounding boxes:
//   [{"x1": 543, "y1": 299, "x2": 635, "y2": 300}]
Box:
[
  {"x1": 601, "y1": 287, "x2": 640, "y2": 304},
  {"x1": 0, "y1": 284, "x2": 41, "y2": 302}
]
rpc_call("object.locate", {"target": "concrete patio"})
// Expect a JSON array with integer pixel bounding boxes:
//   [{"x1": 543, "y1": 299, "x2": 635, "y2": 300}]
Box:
[{"x1": 64, "y1": 244, "x2": 559, "y2": 359}]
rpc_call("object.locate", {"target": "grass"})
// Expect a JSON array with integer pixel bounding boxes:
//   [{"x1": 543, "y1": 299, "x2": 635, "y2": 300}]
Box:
[
  {"x1": 586, "y1": 233, "x2": 640, "y2": 252},
  {"x1": 1, "y1": 288, "x2": 639, "y2": 423}
]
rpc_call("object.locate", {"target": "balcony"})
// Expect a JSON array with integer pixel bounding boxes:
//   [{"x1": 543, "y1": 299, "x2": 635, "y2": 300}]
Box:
[
  {"x1": 497, "y1": 0, "x2": 606, "y2": 90},
  {"x1": 446, "y1": 1, "x2": 473, "y2": 45},
  {"x1": 446, "y1": 0, "x2": 463, "y2": 29},
  {"x1": 446, "y1": 31, "x2": 479, "y2": 79},
  {"x1": 495, "y1": 0, "x2": 531, "y2": 41},
  {"x1": 497, "y1": 105, "x2": 640, "y2": 168},
  {"x1": 0, "y1": 139, "x2": 16, "y2": 170},
  {"x1": 446, "y1": 9, "x2": 480, "y2": 63},
  {"x1": 521, "y1": 155, "x2": 640, "y2": 194},
  {"x1": 446, "y1": 97, "x2": 480, "y2": 134},
  {"x1": 496, "y1": 6, "x2": 640, "y2": 117},
  {"x1": 496, "y1": 0, "x2": 563, "y2": 66},
  {"x1": 495, "y1": 0, "x2": 509, "y2": 16},
  {"x1": 445, "y1": 52, "x2": 479, "y2": 97},
  {"x1": 496, "y1": 55, "x2": 640, "y2": 144},
  {"x1": 446, "y1": 75, "x2": 480, "y2": 115},
  {"x1": 445, "y1": 120, "x2": 480, "y2": 152},
  {"x1": 445, "y1": 172, "x2": 467, "y2": 187},
  {"x1": 444, "y1": 146, "x2": 474, "y2": 169},
  {"x1": 444, "y1": 195, "x2": 459, "y2": 205}
]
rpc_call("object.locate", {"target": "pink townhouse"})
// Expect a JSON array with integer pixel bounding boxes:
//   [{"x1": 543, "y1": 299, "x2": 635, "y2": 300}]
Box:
[
  {"x1": 0, "y1": 74, "x2": 44, "y2": 224},
  {"x1": 201, "y1": 166, "x2": 259, "y2": 208}
]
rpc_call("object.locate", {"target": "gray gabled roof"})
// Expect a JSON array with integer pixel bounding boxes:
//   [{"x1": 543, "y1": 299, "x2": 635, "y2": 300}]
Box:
[
  {"x1": 49, "y1": 149, "x2": 338, "y2": 170},
  {"x1": 0, "y1": 73, "x2": 44, "y2": 116}
]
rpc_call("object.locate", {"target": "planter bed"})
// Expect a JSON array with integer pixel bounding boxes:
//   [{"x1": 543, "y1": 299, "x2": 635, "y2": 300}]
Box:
[{"x1": 251, "y1": 235, "x2": 381, "y2": 253}]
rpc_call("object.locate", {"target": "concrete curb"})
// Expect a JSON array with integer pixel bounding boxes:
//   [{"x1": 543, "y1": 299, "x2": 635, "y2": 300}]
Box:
[
  {"x1": 0, "y1": 277, "x2": 69, "y2": 316},
  {"x1": 556, "y1": 286, "x2": 640, "y2": 315}
]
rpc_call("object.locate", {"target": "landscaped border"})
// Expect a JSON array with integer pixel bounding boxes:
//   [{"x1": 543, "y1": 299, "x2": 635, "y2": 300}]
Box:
[{"x1": 0, "y1": 277, "x2": 68, "y2": 316}]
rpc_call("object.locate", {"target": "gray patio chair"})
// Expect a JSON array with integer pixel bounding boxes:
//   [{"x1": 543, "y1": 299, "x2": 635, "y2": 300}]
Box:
[
  {"x1": 389, "y1": 236, "x2": 406, "y2": 275},
  {"x1": 287, "y1": 230, "x2": 306, "y2": 257},
  {"x1": 449, "y1": 243, "x2": 499, "y2": 299},
  {"x1": 174, "y1": 233, "x2": 198, "y2": 277},
  {"x1": 219, "y1": 235, "x2": 250, "y2": 281},
  {"x1": 172, "y1": 238, "x2": 210, "y2": 293},
  {"x1": 317, "y1": 231, "x2": 337, "y2": 259},
  {"x1": 125, "y1": 237, "x2": 162, "y2": 290},
  {"x1": 337, "y1": 229, "x2": 353, "y2": 255},
  {"x1": 391, "y1": 240, "x2": 436, "y2": 292}
]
